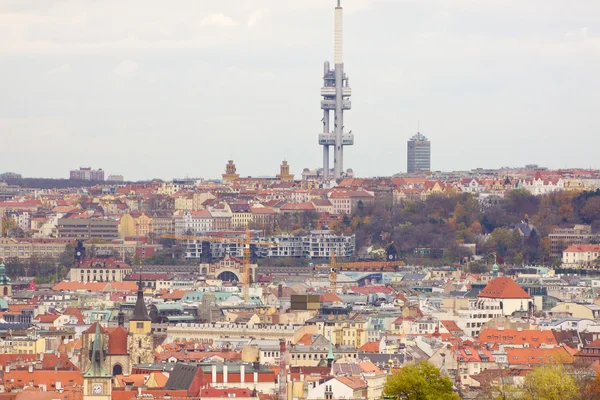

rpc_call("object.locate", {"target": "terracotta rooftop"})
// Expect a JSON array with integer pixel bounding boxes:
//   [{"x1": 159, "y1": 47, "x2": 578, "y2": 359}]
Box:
[
  {"x1": 108, "y1": 326, "x2": 128, "y2": 355},
  {"x1": 564, "y1": 244, "x2": 600, "y2": 253},
  {"x1": 479, "y1": 328, "x2": 556, "y2": 348},
  {"x1": 478, "y1": 277, "x2": 531, "y2": 299}
]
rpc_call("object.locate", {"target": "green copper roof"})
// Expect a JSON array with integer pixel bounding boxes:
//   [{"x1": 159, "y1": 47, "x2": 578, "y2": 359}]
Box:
[
  {"x1": 84, "y1": 323, "x2": 110, "y2": 378},
  {"x1": 327, "y1": 334, "x2": 334, "y2": 360}
]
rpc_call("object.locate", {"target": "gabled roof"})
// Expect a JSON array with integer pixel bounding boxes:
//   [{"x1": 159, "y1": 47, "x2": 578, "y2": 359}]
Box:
[
  {"x1": 479, "y1": 328, "x2": 556, "y2": 348},
  {"x1": 478, "y1": 277, "x2": 531, "y2": 299},
  {"x1": 359, "y1": 341, "x2": 380, "y2": 353},
  {"x1": 320, "y1": 293, "x2": 342, "y2": 303},
  {"x1": 506, "y1": 346, "x2": 573, "y2": 365},
  {"x1": 335, "y1": 376, "x2": 367, "y2": 390},
  {"x1": 564, "y1": 244, "x2": 600, "y2": 253},
  {"x1": 34, "y1": 314, "x2": 60, "y2": 323},
  {"x1": 108, "y1": 326, "x2": 128, "y2": 355}
]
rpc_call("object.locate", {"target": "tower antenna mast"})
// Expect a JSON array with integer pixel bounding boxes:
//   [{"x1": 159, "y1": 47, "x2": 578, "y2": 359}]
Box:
[{"x1": 318, "y1": 0, "x2": 353, "y2": 181}]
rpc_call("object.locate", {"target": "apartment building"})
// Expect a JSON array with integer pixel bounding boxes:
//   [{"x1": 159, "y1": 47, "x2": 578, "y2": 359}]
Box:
[
  {"x1": 57, "y1": 218, "x2": 119, "y2": 240},
  {"x1": 151, "y1": 211, "x2": 175, "y2": 236},
  {"x1": 562, "y1": 244, "x2": 600, "y2": 268},
  {"x1": 180, "y1": 230, "x2": 354, "y2": 260},
  {"x1": 69, "y1": 258, "x2": 133, "y2": 282},
  {"x1": 549, "y1": 224, "x2": 600, "y2": 256},
  {"x1": 174, "y1": 210, "x2": 213, "y2": 235},
  {"x1": 328, "y1": 190, "x2": 374, "y2": 215},
  {"x1": 228, "y1": 203, "x2": 252, "y2": 229},
  {"x1": 210, "y1": 209, "x2": 233, "y2": 231},
  {"x1": 0, "y1": 238, "x2": 72, "y2": 260},
  {"x1": 261, "y1": 231, "x2": 355, "y2": 259},
  {"x1": 69, "y1": 167, "x2": 104, "y2": 181}
]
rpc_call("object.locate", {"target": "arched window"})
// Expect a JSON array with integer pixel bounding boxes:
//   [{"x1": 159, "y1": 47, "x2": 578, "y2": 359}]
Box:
[
  {"x1": 3, "y1": 287, "x2": 7, "y2": 296},
  {"x1": 112, "y1": 364, "x2": 123, "y2": 376},
  {"x1": 138, "y1": 339, "x2": 142, "y2": 348}
]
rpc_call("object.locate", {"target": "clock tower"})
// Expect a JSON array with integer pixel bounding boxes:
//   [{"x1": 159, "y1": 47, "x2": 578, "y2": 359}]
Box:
[
  {"x1": 127, "y1": 273, "x2": 154, "y2": 371},
  {"x1": 83, "y1": 323, "x2": 112, "y2": 400}
]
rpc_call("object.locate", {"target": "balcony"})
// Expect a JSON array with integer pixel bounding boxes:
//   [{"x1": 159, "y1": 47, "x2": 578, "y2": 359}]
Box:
[
  {"x1": 318, "y1": 133, "x2": 354, "y2": 146},
  {"x1": 321, "y1": 100, "x2": 352, "y2": 110},
  {"x1": 318, "y1": 134, "x2": 335, "y2": 145},
  {"x1": 320, "y1": 87, "x2": 352, "y2": 97}
]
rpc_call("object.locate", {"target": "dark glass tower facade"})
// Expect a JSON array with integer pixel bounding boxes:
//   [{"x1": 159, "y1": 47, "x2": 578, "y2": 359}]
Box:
[{"x1": 407, "y1": 132, "x2": 431, "y2": 174}]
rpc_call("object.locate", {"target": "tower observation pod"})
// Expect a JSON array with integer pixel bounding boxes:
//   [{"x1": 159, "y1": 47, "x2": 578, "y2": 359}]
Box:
[{"x1": 319, "y1": 0, "x2": 354, "y2": 180}]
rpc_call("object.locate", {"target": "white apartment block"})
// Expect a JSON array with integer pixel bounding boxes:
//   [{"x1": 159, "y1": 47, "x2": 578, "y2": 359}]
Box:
[{"x1": 174, "y1": 210, "x2": 213, "y2": 235}]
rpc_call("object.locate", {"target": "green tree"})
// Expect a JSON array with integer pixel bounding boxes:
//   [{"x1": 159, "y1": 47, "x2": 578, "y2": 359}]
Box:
[
  {"x1": 383, "y1": 361, "x2": 459, "y2": 400},
  {"x1": 522, "y1": 364, "x2": 578, "y2": 400},
  {"x1": 58, "y1": 243, "x2": 75, "y2": 267},
  {"x1": 581, "y1": 197, "x2": 600, "y2": 223}
]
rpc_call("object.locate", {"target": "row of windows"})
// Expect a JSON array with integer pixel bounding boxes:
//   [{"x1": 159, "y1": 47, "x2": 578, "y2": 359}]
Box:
[{"x1": 290, "y1": 353, "x2": 357, "y2": 360}]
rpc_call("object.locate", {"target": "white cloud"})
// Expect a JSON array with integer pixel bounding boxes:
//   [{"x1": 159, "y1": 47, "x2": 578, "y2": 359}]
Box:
[
  {"x1": 200, "y1": 13, "x2": 237, "y2": 28},
  {"x1": 247, "y1": 8, "x2": 269, "y2": 28},
  {"x1": 47, "y1": 63, "x2": 70, "y2": 75},
  {"x1": 114, "y1": 59, "x2": 139, "y2": 77}
]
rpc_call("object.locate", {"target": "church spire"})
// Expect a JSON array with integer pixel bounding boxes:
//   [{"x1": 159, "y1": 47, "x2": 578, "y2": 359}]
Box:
[
  {"x1": 131, "y1": 268, "x2": 150, "y2": 321},
  {"x1": 84, "y1": 323, "x2": 110, "y2": 377},
  {"x1": 326, "y1": 332, "x2": 334, "y2": 367}
]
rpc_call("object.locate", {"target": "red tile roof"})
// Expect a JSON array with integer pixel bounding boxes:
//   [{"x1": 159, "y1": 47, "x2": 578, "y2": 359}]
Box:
[
  {"x1": 319, "y1": 293, "x2": 342, "y2": 303},
  {"x1": 564, "y1": 244, "x2": 600, "y2": 253},
  {"x1": 108, "y1": 326, "x2": 128, "y2": 355},
  {"x1": 82, "y1": 322, "x2": 108, "y2": 335},
  {"x1": 199, "y1": 388, "x2": 254, "y2": 397},
  {"x1": 479, "y1": 328, "x2": 556, "y2": 348},
  {"x1": 3, "y1": 370, "x2": 83, "y2": 391},
  {"x1": 440, "y1": 320, "x2": 463, "y2": 334},
  {"x1": 336, "y1": 376, "x2": 367, "y2": 390},
  {"x1": 478, "y1": 277, "x2": 531, "y2": 299},
  {"x1": 359, "y1": 341, "x2": 380, "y2": 353},
  {"x1": 506, "y1": 347, "x2": 573, "y2": 366},
  {"x1": 34, "y1": 314, "x2": 60, "y2": 323},
  {"x1": 280, "y1": 203, "x2": 316, "y2": 211}
]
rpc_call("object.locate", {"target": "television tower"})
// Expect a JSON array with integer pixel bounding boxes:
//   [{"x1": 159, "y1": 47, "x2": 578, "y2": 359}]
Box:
[{"x1": 319, "y1": 0, "x2": 353, "y2": 180}]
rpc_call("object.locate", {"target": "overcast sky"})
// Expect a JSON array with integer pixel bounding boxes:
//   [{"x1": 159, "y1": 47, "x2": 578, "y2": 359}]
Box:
[{"x1": 1, "y1": 0, "x2": 599, "y2": 180}]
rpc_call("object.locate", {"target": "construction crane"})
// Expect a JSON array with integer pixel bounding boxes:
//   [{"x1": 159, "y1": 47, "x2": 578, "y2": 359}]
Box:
[
  {"x1": 314, "y1": 250, "x2": 405, "y2": 293},
  {"x1": 163, "y1": 228, "x2": 276, "y2": 302}
]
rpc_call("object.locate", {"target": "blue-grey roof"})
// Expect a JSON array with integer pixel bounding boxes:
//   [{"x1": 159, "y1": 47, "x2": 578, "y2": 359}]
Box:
[{"x1": 402, "y1": 273, "x2": 426, "y2": 281}]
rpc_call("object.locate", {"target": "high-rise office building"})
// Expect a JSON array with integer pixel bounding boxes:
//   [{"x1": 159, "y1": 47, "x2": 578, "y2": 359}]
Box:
[{"x1": 407, "y1": 132, "x2": 431, "y2": 174}]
